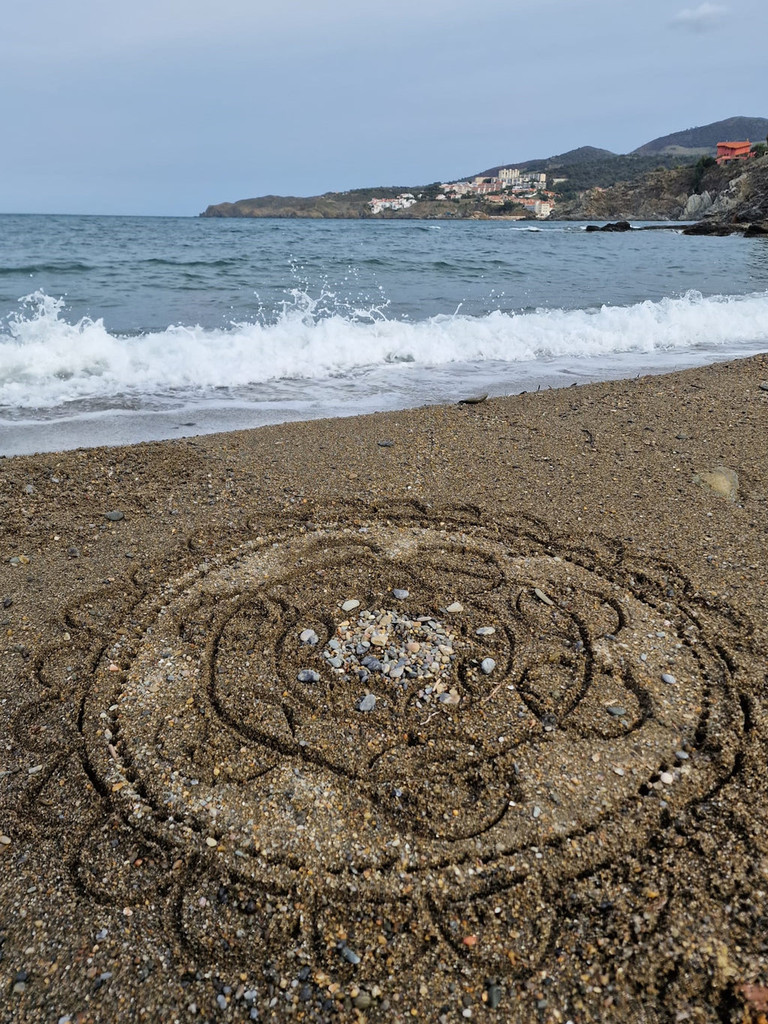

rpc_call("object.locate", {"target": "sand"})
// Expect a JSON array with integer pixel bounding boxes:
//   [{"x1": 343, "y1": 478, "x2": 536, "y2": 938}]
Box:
[{"x1": 2, "y1": 355, "x2": 768, "y2": 1024}]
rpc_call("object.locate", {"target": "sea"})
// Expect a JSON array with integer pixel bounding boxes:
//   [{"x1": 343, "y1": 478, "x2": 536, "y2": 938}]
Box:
[{"x1": 2, "y1": 214, "x2": 768, "y2": 457}]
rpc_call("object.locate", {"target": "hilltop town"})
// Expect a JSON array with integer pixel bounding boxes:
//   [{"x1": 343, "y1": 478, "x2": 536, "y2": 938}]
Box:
[{"x1": 368, "y1": 168, "x2": 555, "y2": 219}]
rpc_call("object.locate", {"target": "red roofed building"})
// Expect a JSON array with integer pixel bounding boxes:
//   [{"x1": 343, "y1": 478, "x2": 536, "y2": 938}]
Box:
[{"x1": 716, "y1": 140, "x2": 754, "y2": 165}]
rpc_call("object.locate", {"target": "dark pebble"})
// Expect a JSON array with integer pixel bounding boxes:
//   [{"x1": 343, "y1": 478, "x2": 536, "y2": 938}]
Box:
[
  {"x1": 2, "y1": 597, "x2": 12, "y2": 608},
  {"x1": 104, "y1": 510, "x2": 124, "y2": 521},
  {"x1": 487, "y1": 983, "x2": 503, "y2": 1009},
  {"x1": 377, "y1": 439, "x2": 394, "y2": 447}
]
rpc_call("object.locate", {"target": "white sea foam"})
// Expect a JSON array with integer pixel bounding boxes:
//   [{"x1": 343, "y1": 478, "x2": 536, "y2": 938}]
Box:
[{"x1": 2, "y1": 288, "x2": 768, "y2": 412}]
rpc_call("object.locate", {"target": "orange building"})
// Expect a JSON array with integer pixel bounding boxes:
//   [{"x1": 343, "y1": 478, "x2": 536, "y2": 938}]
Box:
[{"x1": 716, "y1": 140, "x2": 754, "y2": 165}]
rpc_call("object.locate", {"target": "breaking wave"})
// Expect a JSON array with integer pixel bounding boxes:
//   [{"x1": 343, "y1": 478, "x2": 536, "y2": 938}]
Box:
[{"x1": 2, "y1": 288, "x2": 768, "y2": 413}]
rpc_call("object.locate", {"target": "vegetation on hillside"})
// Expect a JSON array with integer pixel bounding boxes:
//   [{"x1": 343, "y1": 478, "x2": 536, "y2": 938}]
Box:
[{"x1": 632, "y1": 116, "x2": 768, "y2": 155}]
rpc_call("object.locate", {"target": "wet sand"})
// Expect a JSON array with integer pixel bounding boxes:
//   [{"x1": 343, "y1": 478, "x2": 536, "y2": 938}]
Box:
[{"x1": 2, "y1": 355, "x2": 768, "y2": 1023}]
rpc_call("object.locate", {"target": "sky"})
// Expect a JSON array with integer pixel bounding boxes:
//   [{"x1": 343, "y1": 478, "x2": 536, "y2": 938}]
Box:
[{"x1": 1, "y1": 0, "x2": 766, "y2": 216}]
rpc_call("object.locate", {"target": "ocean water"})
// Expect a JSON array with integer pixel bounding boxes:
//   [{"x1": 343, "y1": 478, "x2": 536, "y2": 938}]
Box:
[{"x1": 1, "y1": 214, "x2": 768, "y2": 456}]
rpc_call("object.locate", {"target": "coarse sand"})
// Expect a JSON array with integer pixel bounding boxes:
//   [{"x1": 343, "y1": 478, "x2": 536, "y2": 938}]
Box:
[{"x1": 2, "y1": 356, "x2": 768, "y2": 1024}]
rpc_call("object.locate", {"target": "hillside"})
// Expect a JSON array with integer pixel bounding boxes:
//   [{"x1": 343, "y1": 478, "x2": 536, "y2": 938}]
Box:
[
  {"x1": 556, "y1": 154, "x2": 768, "y2": 229},
  {"x1": 201, "y1": 116, "x2": 768, "y2": 221},
  {"x1": 633, "y1": 116, "x2": 768, "y2": 156}
]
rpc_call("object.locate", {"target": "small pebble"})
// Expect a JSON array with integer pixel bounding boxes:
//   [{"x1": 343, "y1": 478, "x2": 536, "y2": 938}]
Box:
[
  {"x1": 392, "y1": 589, "x2": 409, "y2": 600},
  {"x1": 660, "y1": 771, "x2": 674, "y2": 785},
  {"x1": 661, "y1": 673, "x2": 676, "y2": 684},
  {"x1": 606, "y1": 706, "x2": 626, "y2": 717},
  {"x1": 104, "y1": 510, "x2": 124, "y2": 522},
  {"x1": 480, "y1": 658, "x2": 496, "y2": 675},
  {"x1": 299, "y1": 629, "x2": 319, "y2": 645},
  {"x1": 475, "y1": 626, "x2": 495, "y2": 636},
  {"x1": 341, "y1": 599, "x2": 360, "y2": 612},
  {"x1": 486, "y1": 983, "x2": 503, "y2": 1009},
  {"x1": 446, "y1": 602, "x2": 463, "y2": 613},
  {"x1": 357, "y1": 694, "x2": 376, "y2": 712},
  {"x1": 377, "y1": 439, "x2": 394, "y2": 447},
  {"x1": 341, "y1": 946, "x2": 361, "y2": 965},
  {"x1": 353, "y1": 992, "x2": 372, "y2": 1010},
  {"x1": 534, "y1": 587, "x2": 554, "y2": 606},
  {"x1": 297, "y1": 669, "x2": 320, "y2": 684},
  {"x1": 533, "y1": 805, "x2": 542, "y2": 819},
  {"x1": 759, "y1": 381, "x2": 768, "y2": 392},
  {"x1": 675, "y1": 750, "x2": 690, "y2": 761},
  {"x1": 0, "y1": 835, "x2": 11, "y2": 845},
  {"x1": 205, "y1": 837, "x2": 218, "y2": 847}
]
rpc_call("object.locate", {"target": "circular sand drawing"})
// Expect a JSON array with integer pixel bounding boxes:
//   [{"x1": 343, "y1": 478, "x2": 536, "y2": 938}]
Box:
[{"x1": 80, "y1": 520, "x2": 739, "y2": 903}]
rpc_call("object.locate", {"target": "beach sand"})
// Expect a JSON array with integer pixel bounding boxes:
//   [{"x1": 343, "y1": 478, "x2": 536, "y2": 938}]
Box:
[{"x1": 2, "y1": 355, "x2": 768, "y2": 1023}]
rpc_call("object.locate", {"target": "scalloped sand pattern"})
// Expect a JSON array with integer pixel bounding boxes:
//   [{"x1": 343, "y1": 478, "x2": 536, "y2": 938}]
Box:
[{"x1": 7, "y1": 504, "x2": 759, "y2": 1019}]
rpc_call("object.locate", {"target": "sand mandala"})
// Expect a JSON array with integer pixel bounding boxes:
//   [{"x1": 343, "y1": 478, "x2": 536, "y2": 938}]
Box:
[{"x1": 64, "y1": 514, "x2": 747, "y2": 977}]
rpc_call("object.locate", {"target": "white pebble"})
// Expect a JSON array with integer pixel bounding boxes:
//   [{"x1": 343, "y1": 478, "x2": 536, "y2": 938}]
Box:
[
  {"x1": 480, "y1": 658, "x2": 496, "y2": 675},
  {"x1": 475, "y1": 626, "x2": 495, "y2": 636},
  {"x1": 446, "y1": 602, "x2": 463, "y2": 613},
  {"x1": 341, "y1": 599, "x2": 360, "y2": 612},
  {"x1": 661, "y1": 673, "x2": 676, "y2": 684},
  {"x1": 660, "y1": 771, "x2": 674, "y2": 786}
]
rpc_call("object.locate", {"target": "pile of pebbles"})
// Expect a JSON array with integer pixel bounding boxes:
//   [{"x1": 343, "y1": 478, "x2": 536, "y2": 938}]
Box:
[{"x1": 297, "y1": 595, "x2": 470, "y2": 710}]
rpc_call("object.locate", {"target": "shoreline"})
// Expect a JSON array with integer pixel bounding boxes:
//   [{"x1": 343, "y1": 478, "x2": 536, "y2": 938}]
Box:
[
  {"x1": 4, "y1": 342, "x2": 766, "y2": 459},
  {"x1": 2, "y1": 353, "x2": 768, "y2": 1022}
]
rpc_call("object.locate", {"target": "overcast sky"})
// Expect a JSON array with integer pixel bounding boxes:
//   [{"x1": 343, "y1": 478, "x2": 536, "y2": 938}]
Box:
[{"x1": 1, "y1": 0, "x2": 765, "y2": 215}]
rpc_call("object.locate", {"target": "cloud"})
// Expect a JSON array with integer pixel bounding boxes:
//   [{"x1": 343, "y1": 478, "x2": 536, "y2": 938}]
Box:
[{"x1": 670, "y1": 3, "x2": 729, "y2": 30}]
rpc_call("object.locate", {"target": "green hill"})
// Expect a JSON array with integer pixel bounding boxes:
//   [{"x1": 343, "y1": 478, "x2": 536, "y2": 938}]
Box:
[{"x1": 632, "y1": 116, "x2": 768, "y2": 156}]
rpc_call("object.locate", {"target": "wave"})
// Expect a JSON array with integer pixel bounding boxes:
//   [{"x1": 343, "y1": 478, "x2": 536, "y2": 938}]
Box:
[
  {"x1": 1, "y1": 289, "x2": 767, "y2": 412},
  {"x1": 0, "y1": 262, "x2": 96, "y2": 276}
]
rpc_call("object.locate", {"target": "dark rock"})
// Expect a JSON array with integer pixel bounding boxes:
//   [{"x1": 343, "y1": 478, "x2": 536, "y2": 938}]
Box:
[
  {"x1": 682, "y1": 221, "x2": 736, "y2": 236},
  {"x1": 587, "y1": 221, "x2": 632, "y2": 232}
]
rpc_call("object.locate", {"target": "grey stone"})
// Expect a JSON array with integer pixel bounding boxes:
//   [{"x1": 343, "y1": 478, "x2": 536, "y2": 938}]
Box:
[
  {"x1": 357, "y1": 694, "x2": 376, "y2": 712},
  {"x1": 392, "y1": 589, "x2": 409, "y2": 600},
  {"x1": 297, "y1": 669, "x2": 320, "y2": 684},
  {"x1": 104, "y1": 510, "x2": 124, "y2": 521},
  {"x1": 487, "y1": 983, "x2": 503, "y2": 1009},
  {"x1": 480, "y1": 658, "x2": 496, "y2": 675}
]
